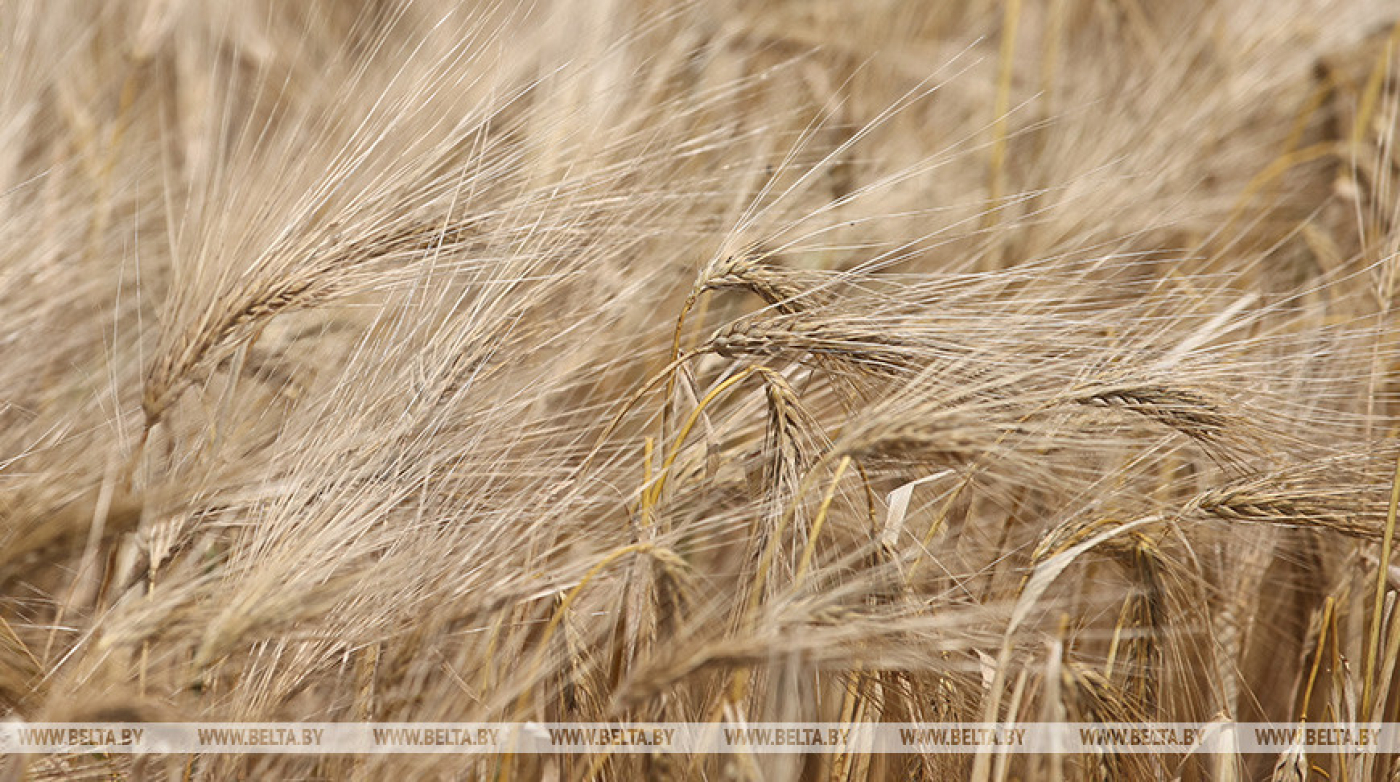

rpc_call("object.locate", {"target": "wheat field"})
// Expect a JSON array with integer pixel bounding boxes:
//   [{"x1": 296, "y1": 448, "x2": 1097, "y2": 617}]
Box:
[{"x1": 5, "y1": 0, "x2": 1400, "y2": 779}]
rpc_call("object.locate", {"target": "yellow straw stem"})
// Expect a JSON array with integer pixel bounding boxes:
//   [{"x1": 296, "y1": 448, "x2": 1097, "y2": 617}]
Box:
[
  {"x1": 513, "y1": 542, "x2": 653, "y2": 717},
  {"x1": 793, "y1": 456, "x2": 852, "y2": 586},
  {"x1": 647, "y1": 366, "x2": 768, "y2": 506},
  {"x1": 1363, "y1": 450, "x2": 1400, "y2": 715}
]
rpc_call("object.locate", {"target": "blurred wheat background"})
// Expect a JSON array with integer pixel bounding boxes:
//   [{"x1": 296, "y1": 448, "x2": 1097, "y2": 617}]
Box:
[{"x1": 5, "y1": 0, "x2": 1400, "y2": 779}]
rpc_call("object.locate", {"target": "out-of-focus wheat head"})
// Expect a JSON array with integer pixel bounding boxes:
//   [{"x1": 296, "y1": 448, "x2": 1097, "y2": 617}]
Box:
[{"x1": 5, "y1": 0, "x2": 1400, "y2": 779}]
